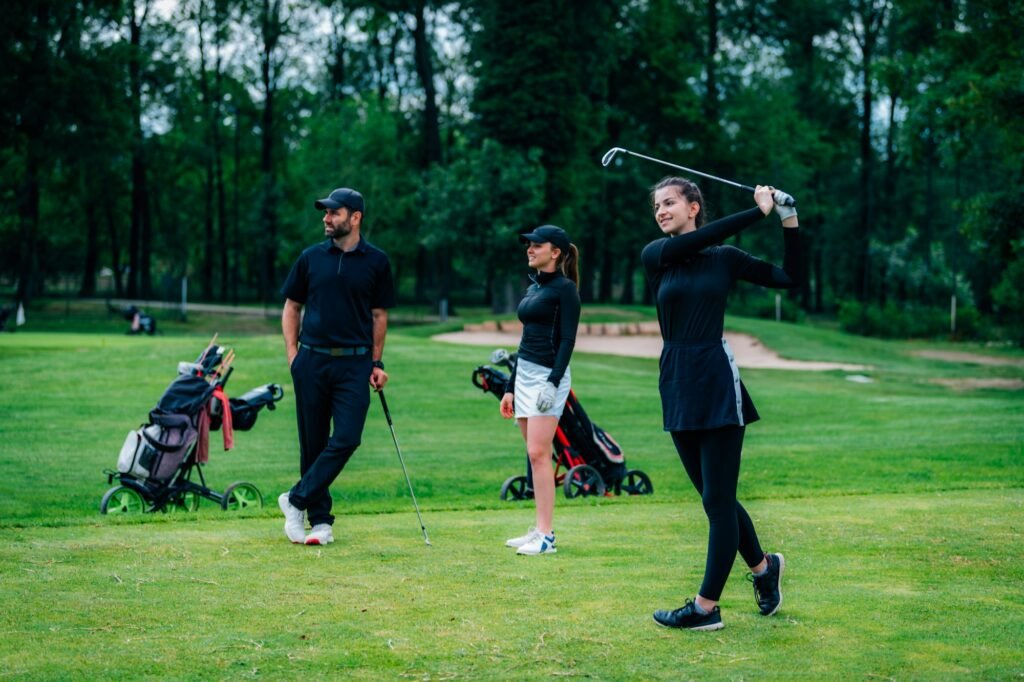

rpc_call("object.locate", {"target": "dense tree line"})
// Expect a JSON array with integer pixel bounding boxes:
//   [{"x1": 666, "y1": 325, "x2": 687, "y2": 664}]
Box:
[{"x1": 2, "y1": 0, "x2": 1022, "y2": 341}]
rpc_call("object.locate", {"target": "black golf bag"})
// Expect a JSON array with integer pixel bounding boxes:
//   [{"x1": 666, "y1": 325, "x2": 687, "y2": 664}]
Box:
[{"x1": 472, "y1": 349, "x2": 653, "y2": 500}]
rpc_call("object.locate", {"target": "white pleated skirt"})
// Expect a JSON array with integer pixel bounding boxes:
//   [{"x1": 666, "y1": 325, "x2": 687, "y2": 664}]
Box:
[{"x1": 513, "y1": 358, "x2": 571, "y2": 419}]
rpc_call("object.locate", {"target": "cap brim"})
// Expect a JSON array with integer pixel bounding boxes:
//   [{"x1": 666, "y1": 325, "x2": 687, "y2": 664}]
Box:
[
  {"x1": 314, "y1": 199, "x2": 341, "y2": 210},
  {"x1": 519, "y1": 232, "x2": 546, "y2": 244}
]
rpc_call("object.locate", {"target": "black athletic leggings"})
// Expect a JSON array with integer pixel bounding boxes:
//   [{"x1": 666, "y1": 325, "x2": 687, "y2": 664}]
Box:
[{"x1": 672, "y1": 426, "x2": 765, "y2": 601}]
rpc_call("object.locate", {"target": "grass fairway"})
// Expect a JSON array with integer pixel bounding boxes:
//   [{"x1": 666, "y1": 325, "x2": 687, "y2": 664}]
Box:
[{"x1": 1, "y1": 323, "x2": 1022, "y2": 679}]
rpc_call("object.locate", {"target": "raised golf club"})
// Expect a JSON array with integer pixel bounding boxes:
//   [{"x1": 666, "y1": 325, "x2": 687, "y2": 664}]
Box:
[
  {"x1": 601, "y1": 147, "x2": 796, "y2": 206},
  {"x1": 378, "y1": 390, "x2": 432, "y2": 546}
]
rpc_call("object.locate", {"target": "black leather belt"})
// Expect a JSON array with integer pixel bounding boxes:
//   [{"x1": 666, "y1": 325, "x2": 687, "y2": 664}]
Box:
[{"x1": 301, "y1": 343, "x2": 370, "y2": 357}]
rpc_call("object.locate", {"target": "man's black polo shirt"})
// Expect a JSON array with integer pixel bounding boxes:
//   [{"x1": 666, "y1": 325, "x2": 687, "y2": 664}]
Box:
[{"x1": 281, "y1": 237, "x2": 396, "y2": 348}]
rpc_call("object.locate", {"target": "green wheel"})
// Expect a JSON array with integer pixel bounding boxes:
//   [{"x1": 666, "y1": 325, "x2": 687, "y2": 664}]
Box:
[
  {"x1": 221, "y1": 482, "x2": 263, "y2": 511},
  {"x1": 100, "y1": 486, "x2": 146, "y2": 515},
  {"x1": 166, "y1": 491, "x2": 201, "y2": 513}
]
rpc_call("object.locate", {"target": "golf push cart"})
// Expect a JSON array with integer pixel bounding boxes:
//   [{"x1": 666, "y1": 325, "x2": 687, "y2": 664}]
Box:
[
  {"x1": 472, "y1": 349, "x2": 653, "y2": 501},
  {"x1": 101, "y1": 338, "x2": 283, "y2": 514}
]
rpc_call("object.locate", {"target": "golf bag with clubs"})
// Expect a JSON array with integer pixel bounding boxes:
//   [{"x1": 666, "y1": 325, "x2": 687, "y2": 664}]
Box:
[
  {"x1": 101, "y1": 341, "x2": 284, "y2": 514},
  {"x1": 472, "y1": 349, "x2": 653, "y2": 500},
  {"x1": 118, "y1": 304, "x2": 157, "y2": 335}
]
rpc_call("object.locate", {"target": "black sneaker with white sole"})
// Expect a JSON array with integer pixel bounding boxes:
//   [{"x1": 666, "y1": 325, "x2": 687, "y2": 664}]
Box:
[
  {"x1": 652, "y1": 599, "x2": 724, "y2": 631},
  {"x1": 749, "y1": 552, "x2": 785, "y2": 616}
]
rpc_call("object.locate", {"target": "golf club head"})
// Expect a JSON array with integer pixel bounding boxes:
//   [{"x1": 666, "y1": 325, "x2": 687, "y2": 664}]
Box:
[
  {"x1": 601, "y1": 147, "x2": 626, "y2": 167},
  {"x1": 490, "y1": 348, "x2": 509, "y2": 365}
]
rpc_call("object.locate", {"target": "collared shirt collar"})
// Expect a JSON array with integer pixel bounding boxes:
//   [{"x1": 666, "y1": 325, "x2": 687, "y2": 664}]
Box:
[{"x1": 324, "y1": 236, "x2": 368, "y2": 254}]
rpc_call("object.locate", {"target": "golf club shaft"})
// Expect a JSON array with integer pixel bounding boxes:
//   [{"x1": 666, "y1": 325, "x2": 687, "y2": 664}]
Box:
[
  {"x1": 603, "y1": 147, "x2": 755, "y2": 192},
  {"x1": 378, "y1": 390, "x2": 431, "y2": 546}
]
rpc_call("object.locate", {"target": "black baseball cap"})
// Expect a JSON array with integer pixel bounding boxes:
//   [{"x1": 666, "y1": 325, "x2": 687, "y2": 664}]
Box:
[
  {"x1": 314, "y1": 188, "x2": 365, "y2": 214},
  {"x1": 519, "y1": 225, "x2": 571, "y2": 252}
]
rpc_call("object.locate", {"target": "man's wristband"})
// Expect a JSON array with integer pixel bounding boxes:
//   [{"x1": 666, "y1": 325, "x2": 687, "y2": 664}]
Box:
[{"x1": 371, "y1": 359, "x2": 385, "y2": 370}]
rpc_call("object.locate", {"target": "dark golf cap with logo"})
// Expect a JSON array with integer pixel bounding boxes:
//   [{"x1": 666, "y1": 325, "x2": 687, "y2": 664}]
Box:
[
  {"x1": 314, "y1": 188, "x2": 365, "y2": 214},
  {"x1": 519, "y1": 225, "x2": 571, "y2": 252}
]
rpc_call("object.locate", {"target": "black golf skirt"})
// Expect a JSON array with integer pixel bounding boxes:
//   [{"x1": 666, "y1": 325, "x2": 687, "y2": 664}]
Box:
[{"x1": 659, "y1": 338, "x2": 760, "y2": 431}]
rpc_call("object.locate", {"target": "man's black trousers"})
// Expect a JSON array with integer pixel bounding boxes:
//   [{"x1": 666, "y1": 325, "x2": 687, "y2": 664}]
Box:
[{"x1": 288, "y1": 347, "x2": 371, "y2": 527}]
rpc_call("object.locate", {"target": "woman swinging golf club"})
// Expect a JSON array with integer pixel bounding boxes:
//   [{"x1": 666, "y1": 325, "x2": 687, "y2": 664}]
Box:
[
  {"x1": 500, "y1": 225, "x2": 581, "y2": 556},
  {"x1": 642, "y1": 177, "x2": 800, "y2": 630}
]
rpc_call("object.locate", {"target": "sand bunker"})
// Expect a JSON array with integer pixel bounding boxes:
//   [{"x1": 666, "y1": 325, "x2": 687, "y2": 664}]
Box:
[
  {"x1": 912, "y1": 350, "x2": 1024, "y2": 367},
  {"x1": 433, "y1": 322, "x2": 867, "y2": 372},
  {"x1": 930, "y1": 378, "x2": 1024, "y2": 391}
]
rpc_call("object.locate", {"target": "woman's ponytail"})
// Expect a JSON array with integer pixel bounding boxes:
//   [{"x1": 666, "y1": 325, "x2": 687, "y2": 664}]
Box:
[{"x1": 560, "y1": 243, "x2": 580, "y2": 288}]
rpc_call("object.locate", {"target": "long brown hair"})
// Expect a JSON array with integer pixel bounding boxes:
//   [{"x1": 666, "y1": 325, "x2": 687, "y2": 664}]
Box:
[
  {"x1": 557, "y1": 243, "x2": 580, "y2": 287},
  {"x1": 651, "y1": 176, "x2": 706, "y2": 228}
]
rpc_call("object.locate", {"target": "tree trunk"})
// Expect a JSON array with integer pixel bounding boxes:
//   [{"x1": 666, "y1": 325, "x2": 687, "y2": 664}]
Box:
[
  {"x1": 106, "y1": 199, "x2": 124, "y2": 297},
  {"x1": 854, "y1": 1, "x2": 887, "y2": 302},
  {"x1": 412, "y1": 0, "x2": 441, "y2": 166},
  {"x1": 702, "y1": 0, "x2": 722, "y2": 217},
  {"x1": 128, "y1": 1, "x2": 150, "y2": 299},
  {"x1": 579, "y1": 234, "x2": 596, "y2": 303},
  {"x1": 16, "y1": 141, "x2": 41, "y2": 306},
  {"x1": 80, "y1": 197, "x2": 100, "y2": 298},
  {"x1": 411, "y1": 0, "x2": 446, "y2": 310},
  {"x1": 599, "y1": 236, "x2": 613, "y2": 302},
  {"x1": 259, "y1": 0, "x2": 281, "y2": 302},
  {"x1": 329, "y1": 4, "x2": 347, "y2": 100},
  {"x1": 620, "y1": 251, "x2": 635, "y2": 305}
]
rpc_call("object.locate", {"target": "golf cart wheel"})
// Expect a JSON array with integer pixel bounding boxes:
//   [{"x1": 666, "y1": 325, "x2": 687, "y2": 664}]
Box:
[
  {"x1": 617, "y1": 469, "x2": 654, "y2": 496},
  {"x1": 100, "y1": 486, "x2": 146, "y2": 515},
  {"x1": 563, "y1": 465, "x2": 606, "y2": 499},
  {"x1": 167, "y1": 491, "x2": 201, "y2": 512},
  {"x1": 500, "y1": 475, "x2": 533, "y2": 501},
  {"x1": 221, "y1": 481, "x2": 263, "y2": 511}
]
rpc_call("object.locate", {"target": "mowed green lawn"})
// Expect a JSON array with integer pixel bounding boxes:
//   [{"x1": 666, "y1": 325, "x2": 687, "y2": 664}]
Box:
[{"x1": 0, "y1": 321, "x2": 1022, "y2": 679}]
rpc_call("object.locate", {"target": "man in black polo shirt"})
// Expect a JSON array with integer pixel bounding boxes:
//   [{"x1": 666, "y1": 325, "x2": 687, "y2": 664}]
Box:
[{"x1": 278, "y1": 187, "x2": 396, "y2": 545}]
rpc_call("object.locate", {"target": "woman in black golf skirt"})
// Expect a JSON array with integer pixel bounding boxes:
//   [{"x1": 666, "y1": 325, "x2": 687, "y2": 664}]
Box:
[
  {"x1": 643, "y1": 178, "x2": 800, "y2": 630},
  {"x1": 500, "y1": 225, "x2": 581, "y2": 556}
]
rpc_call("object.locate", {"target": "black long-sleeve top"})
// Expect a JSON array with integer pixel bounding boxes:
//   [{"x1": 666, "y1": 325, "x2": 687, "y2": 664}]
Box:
[
  {"x1": 506, "y1": 270, "x2": 581, "y2": 392},
  {"x1": 641, "y1": 207, "x2": 801, "y2": 344}
]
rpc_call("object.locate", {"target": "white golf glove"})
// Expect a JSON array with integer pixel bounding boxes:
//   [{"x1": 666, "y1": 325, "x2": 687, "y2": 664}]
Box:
[
  {"x1": 536, "y1": 382, "x2": 557, "y2": 412},
  {"x1": 773, "y1": 190, "x2": 797, "y2": 221}
]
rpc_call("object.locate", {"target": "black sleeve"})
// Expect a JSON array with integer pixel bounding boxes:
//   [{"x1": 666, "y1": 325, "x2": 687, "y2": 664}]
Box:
[
  {"x1": 506, "y1": 363, "x2": 517, "y2": 395},
  {"x1": 372, "y1": 256, "x2": 397, "y2": 309},
  {"x1": 546, "y1": 282, "x2": 581, "y2": 387},
  {"x1": 732, "y1": 227, "x2": 801, "y2": 289},
  {"x1": 280, "y1": 253, "x2": 309, "y2": 303},
  {"x1": 641, "y1": 207, "x2": 767, "y2": 275}
]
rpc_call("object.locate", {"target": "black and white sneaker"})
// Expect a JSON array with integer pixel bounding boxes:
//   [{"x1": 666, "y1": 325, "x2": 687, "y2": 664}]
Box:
[
  {"x1": 749, "y1": 552, "x2": 785, "y2": 616},
  {"x1": 653, "y1": 599, "x2": 724, "y2": 631}
]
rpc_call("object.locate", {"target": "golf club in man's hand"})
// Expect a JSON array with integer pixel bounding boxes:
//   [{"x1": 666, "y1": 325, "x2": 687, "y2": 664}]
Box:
[{"x1": 378, "y1": 390, "x2": 431, "y2": 546}]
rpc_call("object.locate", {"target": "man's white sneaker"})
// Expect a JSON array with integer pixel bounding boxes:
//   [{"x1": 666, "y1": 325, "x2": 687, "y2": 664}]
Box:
[
  {"x1": 278, "y1": 493, "x2": 306, "y2": 544},
  {"x1": 506, "y1": 527, "x2": 540, "y2": 548},
  {"x1": 516, "y1": 532, "x2": 556, "y2": 555},
  {"x1": 305, "y1": 524, "x2": 334, "y2": 545}
]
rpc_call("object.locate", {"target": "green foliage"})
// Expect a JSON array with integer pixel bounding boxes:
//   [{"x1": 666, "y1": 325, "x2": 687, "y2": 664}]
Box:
[
  {"x1": 837, "y1": 299, "x2": 986, "y2": 340},
  {"x1": 419, "y1": 139, "x2": 546, "y2": 308},
  {"x1": 284, "y1": 99, "x2": 419, "y2": 268},
  {"x1": 1, "y1": 0, "x2": 1024, "y2": 345},
  {"x1": 992, "y1": 238, "x2": 1024, "y2": 346},
  {"x1": 730, "y1": 289, "x2": 807, "y2": 323}
]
